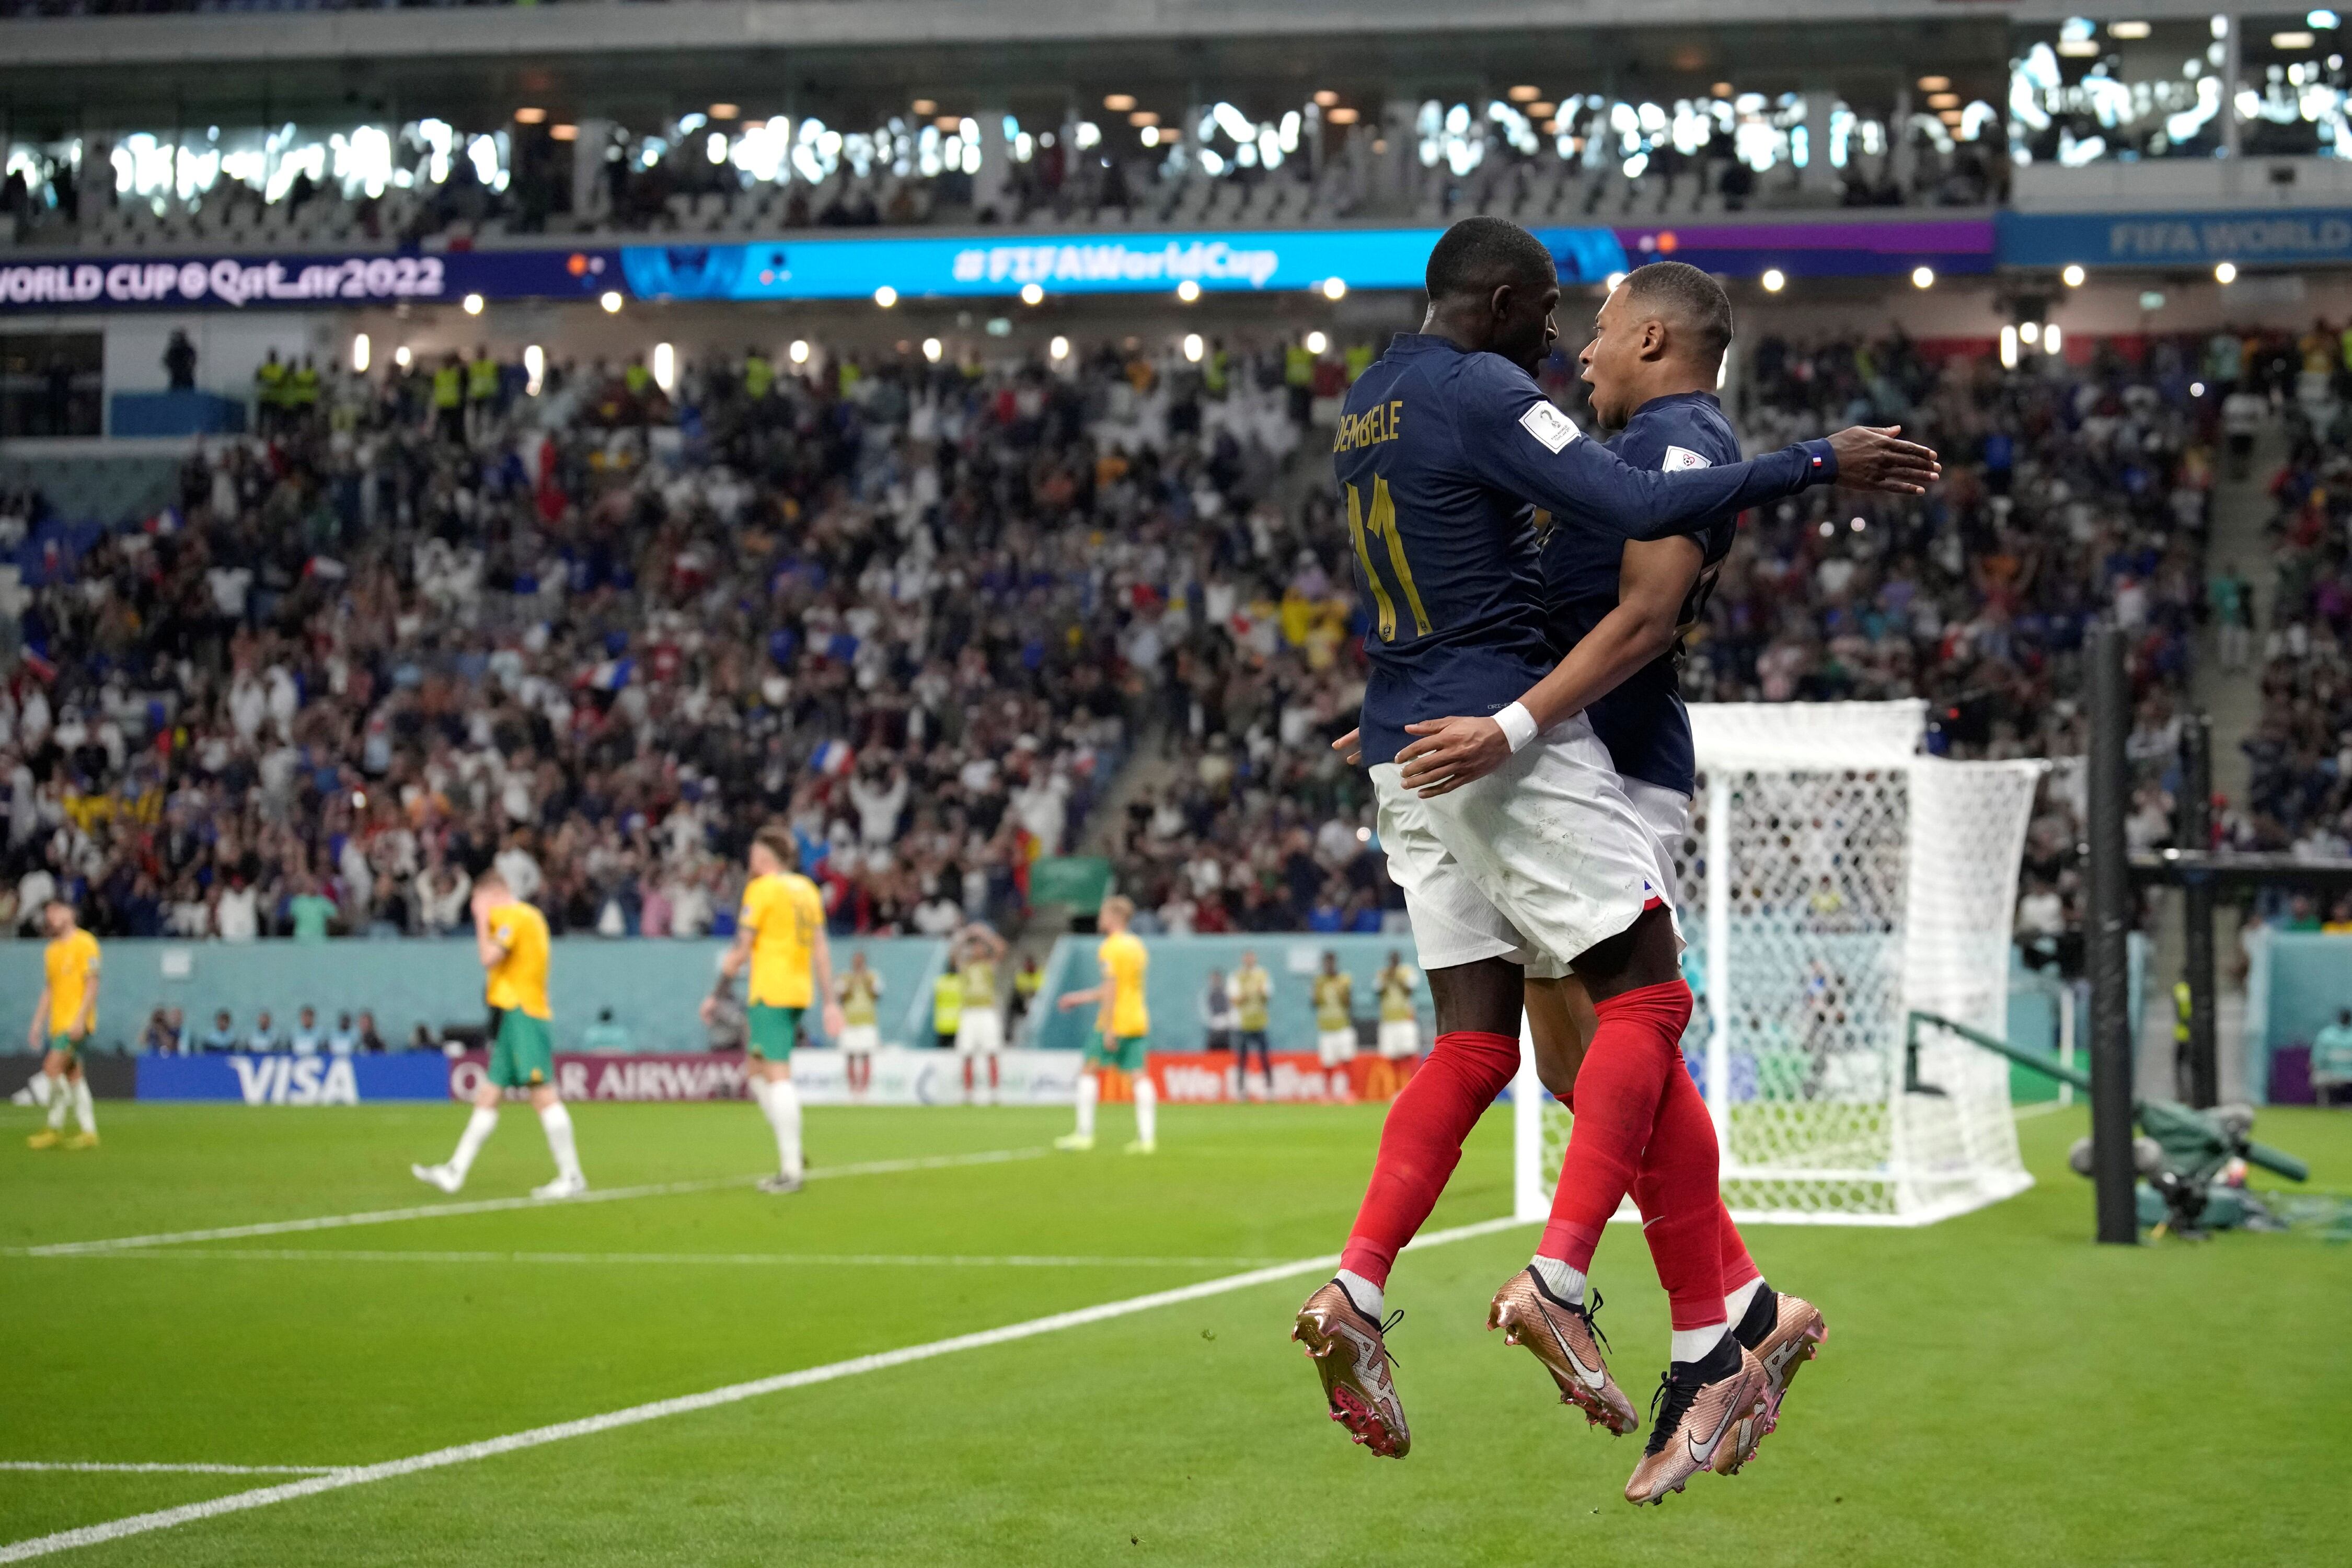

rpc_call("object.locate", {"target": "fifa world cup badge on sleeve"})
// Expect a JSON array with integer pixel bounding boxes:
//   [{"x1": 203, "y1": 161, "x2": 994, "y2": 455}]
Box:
[{"x1": 1518, "y1": 400, "x2": 1579, "y2": 453}]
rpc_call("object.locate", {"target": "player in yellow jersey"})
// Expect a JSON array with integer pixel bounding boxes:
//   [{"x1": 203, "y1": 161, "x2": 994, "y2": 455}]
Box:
[
  {"x1": 1312, "y1": 951, "x2": 1357, "y2": 1101},
  {"x1": 708, "y1": 825, "x2": 844, "y2": 1193},
  {"x1": 26, "y1": 898, "x2": 102, "y2": 1149},
  {"x1": 952, "y1": 923, "x2": 1009, "y2": 1105},
  {"x1": 1367, "y1": 950, "x2": 1423, "y2": 1101},
  {"x1": 835, "y1": 949, "x2": 884, "y2": 1098},
  {"x1": 1053, "y1": 894, "x2": 1156, "y2": 1153},
  {"x1": 412, "y1": 869, "x2": 586, "y2": 1198}
]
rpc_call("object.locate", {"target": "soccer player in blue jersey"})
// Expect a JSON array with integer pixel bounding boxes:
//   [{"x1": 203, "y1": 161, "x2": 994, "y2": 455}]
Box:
[
  {"x1": 1508, "y1": 262, "x2": 1828, "y2": 1491},
  {"x1": 1293, "y1": 223, "x2": 1934, "y2": 1500}
]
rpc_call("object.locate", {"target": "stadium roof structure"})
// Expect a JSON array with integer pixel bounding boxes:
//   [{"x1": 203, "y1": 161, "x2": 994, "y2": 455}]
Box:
[{"x1": 0, "y1": 0, "x2": 2024, "y2": 126}]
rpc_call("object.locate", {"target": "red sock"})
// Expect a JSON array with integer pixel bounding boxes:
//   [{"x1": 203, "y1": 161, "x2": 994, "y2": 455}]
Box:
[
  {"x1": 1624, "y1": 1032, "x2": 1731, "y2": 1329},
  {"x1": 1340, "y1": 1029, "x2": 1519, "y2": 1288},
  {"x1": 1537, "y1": 980, "x2": 1692, "y2": 1275},
  {"x1": 1716, "y1": 1200, "x2": 1759, "y2": 1299}
]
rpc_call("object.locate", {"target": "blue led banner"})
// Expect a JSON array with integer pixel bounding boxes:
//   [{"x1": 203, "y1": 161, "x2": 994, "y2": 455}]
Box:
[
  {"x1": 618, "y1": 226, "x2": 1631, "y2": 301},
  {"x1": 1998, "y1": 207, "x2": 2352, "y2": 270}
]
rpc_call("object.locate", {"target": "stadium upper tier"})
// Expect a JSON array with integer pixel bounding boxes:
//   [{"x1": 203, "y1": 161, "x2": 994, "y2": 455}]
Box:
[{"x1": 5, "y1": 13, "x2": 2351, "y2": 258}]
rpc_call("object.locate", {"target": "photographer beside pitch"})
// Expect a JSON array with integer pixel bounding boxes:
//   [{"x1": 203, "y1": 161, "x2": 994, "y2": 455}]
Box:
[{"x1": 1294, "y1": 220, "x2": 1934, "y2": 1503}]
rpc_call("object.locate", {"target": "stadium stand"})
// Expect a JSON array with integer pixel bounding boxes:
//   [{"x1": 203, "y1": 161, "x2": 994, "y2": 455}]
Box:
[
  {"x1": 0, "y1": 339, "x2": 1347, "y2": 940},
  {"x1": 7, "y1": 323, "x2": 2308, "y2": 944}
]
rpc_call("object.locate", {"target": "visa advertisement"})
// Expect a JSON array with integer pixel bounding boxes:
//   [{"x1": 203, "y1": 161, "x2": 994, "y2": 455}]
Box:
[
  {"x1": 136, "y1": 1053, "x2": 451, "y2": 1104},
  {"x1": 617, "y1": 225, "x2": 1631, "y2": 301}
]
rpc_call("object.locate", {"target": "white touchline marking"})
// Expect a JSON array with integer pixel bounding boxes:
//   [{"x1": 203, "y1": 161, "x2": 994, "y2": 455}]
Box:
[
  {"x1": 0, "y1": 1214, "x2": 1528, "y2": 1563},
  {"x1": 0, "y1": 1465, "x2": 339, "y2": 1477},
  {"x1": 38, "y1": 1250, "x2": 1297, "y2": 1270},
  {"x1": 9, "y1": 1148, "x2": 1047, "y2": 1258}
]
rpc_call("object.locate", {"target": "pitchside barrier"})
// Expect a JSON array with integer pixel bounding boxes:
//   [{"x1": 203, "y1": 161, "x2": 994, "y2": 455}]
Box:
[
  {"x1": 0, "y1": 935, "x2": 948, "y2": 1058},
  {"x1": 7, "y1": 923, "x2": 2114, "y2": 1108}
]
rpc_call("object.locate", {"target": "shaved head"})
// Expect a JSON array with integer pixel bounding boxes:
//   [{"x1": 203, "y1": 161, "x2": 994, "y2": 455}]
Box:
[
  {"x1": 1425, "y1": 217, "x2": 1559, "y2": 305},
  {"x1": 1622, "y1": 261, "x2": 1734, "y2": 367}
]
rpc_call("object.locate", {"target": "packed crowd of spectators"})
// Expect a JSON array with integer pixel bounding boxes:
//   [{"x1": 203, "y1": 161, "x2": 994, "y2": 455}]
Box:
[
  {"x1": 0, "y1": 333, "x2": 1330, "y2": 944},
  {"x1": 2230, "y1": 319, "x2": 2352, "y2": 926},
  {"x1": 11, "y1": 312, "x2": 2339, "y2": 951},
  {"x1": 1109, "y1": 324, "x2": 2303, "y2": 949}
]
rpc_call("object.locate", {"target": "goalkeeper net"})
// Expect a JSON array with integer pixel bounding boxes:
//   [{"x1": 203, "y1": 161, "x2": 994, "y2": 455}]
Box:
[{"x1": 1513, "y1": 700, "x2": 2044, "y2": 1227}]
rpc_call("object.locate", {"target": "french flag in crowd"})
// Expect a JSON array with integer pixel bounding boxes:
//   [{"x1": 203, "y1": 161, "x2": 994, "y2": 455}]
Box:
[
  {"x1": 590, "y1": 658, "x2": 635, "y2": 691},
  {"x1": 810, "y1": 740, "x2": 854, "y2": 777}
]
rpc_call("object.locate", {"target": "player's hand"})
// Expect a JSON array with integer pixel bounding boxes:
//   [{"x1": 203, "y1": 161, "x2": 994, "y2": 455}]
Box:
[
  {"x1": 697, "y1": 997, "x2": 716, "y2": 1024},
  {"x1": 1397, "y1": 715, "x2": 1511, "y2": 797},
  {"x1": 822, "y1": 1002, "x2": 846, "y2": 1041},
  {"x1": 1824, "y1": 425, "x2": 1940, "y2": 494},
  {"x1": 1057, "y1": 994, "x2": 1081, "y2": 1012},
  {"x1": 1331, "y1": 728, "x2": 1364, "y2": 766}
]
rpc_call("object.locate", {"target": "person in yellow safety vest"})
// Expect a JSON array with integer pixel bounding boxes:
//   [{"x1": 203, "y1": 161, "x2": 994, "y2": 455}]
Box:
[
  {"x1": 287, "y1": 355, "x2": 320, "y2": 424},
  {"x1": 1203, "y1": 344, "x2": 1230, "y2": 397},
  {"x1": 466, "y1": 346, "x2": 501, "y2": 442},
  {"x1": 1009, "y1": 953, "x2": 1043, "y2": 1030},
  {"x1": 931, "y1": 964, "x2": 964, "y2": 1053},
  {"x1": 2173, "y1": 978, "x2": 2194, "y2": 1097},
  {"x1": 1344, "y1": 341, "x2": 1375, "y2": 385},
  {"x1": 253, "y1": 349, "x2": 287, "y2": 437},
  {"x1": 431, "y1": 353, "x2": 465, "y2": 444},
  {"x1": 1284, "y1": 340, "x2": 1316, "y2": 424},
  {"x1": 743, "y1": 347, "x2": 774, "y2": 402}
]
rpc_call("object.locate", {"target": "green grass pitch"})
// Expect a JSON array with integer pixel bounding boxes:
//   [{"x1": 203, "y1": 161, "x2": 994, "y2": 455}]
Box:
[{"x1": 3, "y1": 1097, "x2": 2348, "y2": 1565}]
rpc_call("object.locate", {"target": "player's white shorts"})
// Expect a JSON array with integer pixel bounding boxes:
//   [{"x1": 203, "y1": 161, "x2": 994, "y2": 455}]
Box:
[
  {"x1": 839, "y1": 1023, "x2": 880, "y2": 1056},
  {"x1": 953, "y1": 1008, "x2": 1004, "y2": 1053},
  {"x1": 1620, "y1": 777, "x2": 1693, "y2": 920},
  {"x1": 1371, "y1": 713, "x2": 1669, "y2": 979},
  {"x1": 1376, "y1": 1019, "x2": 1421, "y2": 1059},
  {"x1": 1317, "y1": 1028, "x2": 1358, "y2": 1067}
]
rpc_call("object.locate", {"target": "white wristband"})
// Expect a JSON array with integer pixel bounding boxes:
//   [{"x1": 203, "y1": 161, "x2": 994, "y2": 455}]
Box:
[{"x1": 1494, "y1": 701, "x2": 1539, "y2": 754}]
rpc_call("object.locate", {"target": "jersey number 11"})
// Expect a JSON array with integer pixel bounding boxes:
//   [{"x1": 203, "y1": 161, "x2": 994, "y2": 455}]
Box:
[{"x1": 1345, "y1": 476, "x2": 1432, "y2": 643}]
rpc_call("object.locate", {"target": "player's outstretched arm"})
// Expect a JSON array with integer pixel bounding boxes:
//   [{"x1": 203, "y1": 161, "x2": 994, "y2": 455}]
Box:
[{"x1": 1467, "y1": 368, "x2": 1937, "y2": 540}]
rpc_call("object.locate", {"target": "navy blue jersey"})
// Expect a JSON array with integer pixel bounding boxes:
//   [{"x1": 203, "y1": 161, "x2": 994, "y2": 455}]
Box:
[
  {"x1": 1332, "y1": 335, "x2": 1834, "y2": 767},
  {"x1": 1540, "y1": 391, "x2": 1743, "y2": 797}
]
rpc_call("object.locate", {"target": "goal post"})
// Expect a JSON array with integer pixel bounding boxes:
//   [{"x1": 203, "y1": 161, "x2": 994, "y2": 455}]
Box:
[{"x1": 1515, "y1": 700, "x2": 2044, "y2": 1227}]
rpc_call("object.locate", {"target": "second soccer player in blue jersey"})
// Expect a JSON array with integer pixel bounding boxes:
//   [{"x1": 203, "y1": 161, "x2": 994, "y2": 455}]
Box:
[{"x1": 1294, "y1": 222, "x2": 1935, "y2": 1503}]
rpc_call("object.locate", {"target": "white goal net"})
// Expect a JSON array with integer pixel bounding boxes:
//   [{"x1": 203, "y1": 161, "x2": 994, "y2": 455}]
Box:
[{"x1": 1513, "y1": 700, "x2": 2044, "y2": 1227}]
